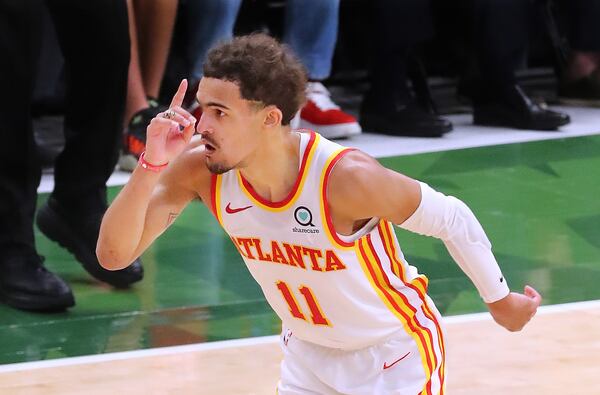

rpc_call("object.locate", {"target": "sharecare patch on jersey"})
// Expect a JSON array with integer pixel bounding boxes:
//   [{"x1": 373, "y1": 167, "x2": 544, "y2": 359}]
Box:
[{"x1": 230, "y1": 236, "x2": 347, "y2": 272}]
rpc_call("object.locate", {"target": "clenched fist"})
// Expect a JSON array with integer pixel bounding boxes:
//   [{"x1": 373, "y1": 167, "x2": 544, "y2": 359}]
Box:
[{"x1": 487, "y1": 285, "x2": 542, "y2": 332}]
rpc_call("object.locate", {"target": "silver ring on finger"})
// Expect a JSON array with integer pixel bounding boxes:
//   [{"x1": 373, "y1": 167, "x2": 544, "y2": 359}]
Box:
[{"x1": 162, "y1": 109, "x2": 176, "y2": 120}]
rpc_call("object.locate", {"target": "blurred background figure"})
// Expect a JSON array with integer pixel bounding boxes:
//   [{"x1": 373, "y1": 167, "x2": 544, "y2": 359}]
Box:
[
  {"x1": 283, "y1": 0, "x2": 361, "y2": 138},
  {"x1": 463, "y1": 0, "x2": 570, "y2": 131},
  {"x1": 360, "y1": 0, "x2": 571, "y2": 137},
  {"x1": 0, "y1": 0, "x2": 143, "y2": 313},
  {"x1": 119, "y1": 0, "x2": 179, "y2": 171},
  {"x1": 159, "y1": 0, "x2": 360, "y2": 143},
  {"x1": 360, "y1": 0, "x2": 452, "y2": 138},
  {"x1": 0, "y1": 0, "x2": 595, "y2": 316},
  {"x1": 557, "y1": 0, "x2": 600, "y2": 106}
]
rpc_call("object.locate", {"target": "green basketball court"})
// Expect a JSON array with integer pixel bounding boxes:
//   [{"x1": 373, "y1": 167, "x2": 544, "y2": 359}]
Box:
[{"x1": 1, "y1": 134, "x2": 599, "y2": 366}]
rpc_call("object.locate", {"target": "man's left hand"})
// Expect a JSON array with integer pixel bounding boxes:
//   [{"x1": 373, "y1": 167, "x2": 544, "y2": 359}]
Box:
[{"x1": 487, "y1": 285, "x2": 542, "y2": 332}]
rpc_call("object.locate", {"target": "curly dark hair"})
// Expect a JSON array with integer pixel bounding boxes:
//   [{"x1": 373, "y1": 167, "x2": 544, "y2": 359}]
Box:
[{"x1": 203, "y1": 33, "x2": 307, "y2": 125}]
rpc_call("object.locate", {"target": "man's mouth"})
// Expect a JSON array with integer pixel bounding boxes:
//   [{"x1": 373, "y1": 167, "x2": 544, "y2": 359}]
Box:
[{"x1": 201, "y1": 138, "x2": 217, "y2": 154}]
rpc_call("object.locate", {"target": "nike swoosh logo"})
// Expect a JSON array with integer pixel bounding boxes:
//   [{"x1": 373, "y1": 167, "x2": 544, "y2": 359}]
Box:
[
  {"x1": 225, "y1": 203, "x2": 253, "y2": 214},
  {"x1": 383, "y1": 351, "x2": 410, "y2": 370}
]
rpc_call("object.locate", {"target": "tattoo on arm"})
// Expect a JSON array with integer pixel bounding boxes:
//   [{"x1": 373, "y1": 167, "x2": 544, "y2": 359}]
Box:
[{"x1": 166, "y1": 212, "x2": 179, "y2": 228}]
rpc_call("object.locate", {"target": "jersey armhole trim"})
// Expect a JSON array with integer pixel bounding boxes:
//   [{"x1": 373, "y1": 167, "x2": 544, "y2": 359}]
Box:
[
  {"x1": 210, "y1": 174, "x2": 223, "y2": 226},
  {"x1": 320, "y1": 147, "x2": 358, "y2": 249}
]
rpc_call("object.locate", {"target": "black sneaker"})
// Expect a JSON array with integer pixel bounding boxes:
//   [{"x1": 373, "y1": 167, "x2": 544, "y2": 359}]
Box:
[
  {"x1": 360, "y1": 101, "x2": 452, "y2": 137},
  {"x1": 36, "y1": 197, "x2": 144, "y2": 288},
  {"x1": 473, "y1": 84, "x2": 570, "y2": 131},
  {"x1": 118, "y1": 101, "x2": 167, "y2": 172},
  {"x1": 0, "y1": 249, "x2": 74, "y2": 312}
]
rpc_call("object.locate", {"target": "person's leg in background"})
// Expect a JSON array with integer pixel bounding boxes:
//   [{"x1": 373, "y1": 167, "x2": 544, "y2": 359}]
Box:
[
  {"x1": 125, "y1": 0, "x2": 151, "y2": 130},
  {"x1": 187, "y1": 0, "x2": 241, "y2": 86},
  {"x1": 558, "y1": 0, "x2": 600, "y2": 105},
  {"x1": 0, "y1": 0, "x2": 74, "y2": 311},
  {"x1": 155, "y1": 0, "x2": 241, "y2": 149},
  {"x1": 468, "y1": 0, "x2": 570, "y2": 130},
  {"x1": 284, "y1": 0, "x2": 361, "y2": 139},
  {"x1": 160, "y1": 0, "x2": 241, "y2": 109},
  {"x1": 120, "y1": 0, "x2": 177, "y2": 171},
  {"x1": 183, "y1": 0, "x2": 241, "y2": 124},
  {"x1": 37, "y1": 0, "x2": 143, "y2": 288},
  {"x1": 136, "y1": 0, "x2": 178, "y2": 102},
  {"x1": 359, "y1": 0, "x2": 452, "y2": 137},
  {"x1": 125, "y1": 0, "x2": 240, "y2": 170}
]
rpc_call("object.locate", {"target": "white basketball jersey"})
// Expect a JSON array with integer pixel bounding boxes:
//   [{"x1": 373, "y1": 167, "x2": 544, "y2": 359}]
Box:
[{"x1": 210, "y1": 131, "x2": 444, "y2": 369}]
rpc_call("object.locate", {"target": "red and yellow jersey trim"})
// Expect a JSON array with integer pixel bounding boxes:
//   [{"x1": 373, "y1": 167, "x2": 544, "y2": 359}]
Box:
[
  {"x1": 355, "y1": 229, "x2": 443, "y2": 395},
  {"x1": 210, "y1": 174, "x2": 223, "y2": 226},
  {"x1": 378, "y1": 221, "x2": 429, "y2": 298},
  {"x1": 378, "y1": 221, "x2": 445, "y2": 393},
  {"x1": 237, "y1": 131, "x2": 319, "y2": 212},
  {"x1": 319, "y1": 147, "x2": 357, "y2": 250}
]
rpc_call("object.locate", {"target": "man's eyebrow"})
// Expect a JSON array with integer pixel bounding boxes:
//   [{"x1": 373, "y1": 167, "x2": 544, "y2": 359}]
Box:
[{"x1": 195, "y1": 97, "x2": 230, "y2": 110}]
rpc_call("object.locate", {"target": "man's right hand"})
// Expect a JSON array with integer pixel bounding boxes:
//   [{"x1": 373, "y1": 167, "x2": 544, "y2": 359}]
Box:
[{"x1": 144, "y1": 79, "x2": 197, "y2": 166}]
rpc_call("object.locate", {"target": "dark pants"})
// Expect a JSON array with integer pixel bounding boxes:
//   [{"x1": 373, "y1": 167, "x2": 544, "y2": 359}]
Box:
[
  {"x1": 469, "y1": 0, "x2": 529, "y2": 89},
  {"x1": 364, "y1": 0, "x2": 434, "y2": 111},
  {"x1": 0, "y1": 0, "x2": 129, "y2": 255},
  {"x1": 563, "y1": 0, "x2": 600, "y2": 51},
  {"x1": 364, "y1": 0, "x2": 531, "y2": 108},
  {"x1": 463, "y1": 0, "x2": 600, "y2": 86}
]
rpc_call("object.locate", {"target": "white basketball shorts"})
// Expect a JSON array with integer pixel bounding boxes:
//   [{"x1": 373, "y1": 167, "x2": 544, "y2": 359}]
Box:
[{"x1": 277, "y1": 297, "x2": 446, "y2": 395}]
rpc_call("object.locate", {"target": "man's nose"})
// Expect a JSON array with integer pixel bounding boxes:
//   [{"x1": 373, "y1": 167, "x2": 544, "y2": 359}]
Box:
[{"x1": 196, "y1": 112, "x2": 211, "y2": 135}]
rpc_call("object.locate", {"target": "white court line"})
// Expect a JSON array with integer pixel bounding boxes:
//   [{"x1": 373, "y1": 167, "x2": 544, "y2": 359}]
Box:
[
  {"x1": 37, "y1": 106, "x2": 600, "y2": 193},
  {"x1": 443, "y1": 298, "x2": 600, "y2": 323},
  {"x1": 2, "y1": 298, "x2": 599, "y2": 374},
  {"x1": 351, "y1": 107, "x2": 600, "y2": 159}
]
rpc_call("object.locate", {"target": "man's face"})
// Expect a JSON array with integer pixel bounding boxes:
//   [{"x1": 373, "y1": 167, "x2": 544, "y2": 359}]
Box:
[{"x1": 195, "y1": 77, "x2": 266, "y2": 174}]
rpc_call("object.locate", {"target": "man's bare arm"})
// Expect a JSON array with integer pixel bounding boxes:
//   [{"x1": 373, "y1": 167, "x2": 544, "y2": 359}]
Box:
[
  {"x1": 328, "y1": 150, "x2": 541, "y2": 332},
  {"x1": 327, "y1": 150, "x2": 421, "y2": 226},
  {"x1": 96, "y1": 146, "x2": 207, "y2": 270},
  {"x1": 97, "y1": 79, "x2": 206, "y2": 270}
]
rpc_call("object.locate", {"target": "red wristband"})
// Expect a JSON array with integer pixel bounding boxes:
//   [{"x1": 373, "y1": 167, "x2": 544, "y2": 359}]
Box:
[{"x1": 138, "y1": 151, "x2": 169, "y2": 172}]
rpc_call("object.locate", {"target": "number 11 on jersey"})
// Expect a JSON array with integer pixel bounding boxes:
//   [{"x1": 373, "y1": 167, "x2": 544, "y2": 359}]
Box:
[{"x1": 276, "y1": 281, "x2": 331, "y2": 326}]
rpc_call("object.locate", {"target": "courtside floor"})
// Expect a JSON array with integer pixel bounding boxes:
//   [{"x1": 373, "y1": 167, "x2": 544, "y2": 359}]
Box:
[{"x1": 1, "y1": 107, "x2": 600, "y2": 394}]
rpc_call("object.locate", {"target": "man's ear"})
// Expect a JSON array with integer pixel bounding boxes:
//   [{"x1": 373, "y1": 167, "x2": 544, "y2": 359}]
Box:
[{"x1": 264, "y1": 106, "x2": 283, "y2": 128}]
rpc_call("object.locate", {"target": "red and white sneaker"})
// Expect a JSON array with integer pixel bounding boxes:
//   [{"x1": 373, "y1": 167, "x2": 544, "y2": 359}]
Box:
[{"x1": 299, "y1": 82, "x2": 361, "y2": 139}]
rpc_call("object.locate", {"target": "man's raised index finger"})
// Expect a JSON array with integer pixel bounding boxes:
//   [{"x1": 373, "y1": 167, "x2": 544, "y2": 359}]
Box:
[{"x1": 170, "y1": 79, "x2": 188, "y2": 108}]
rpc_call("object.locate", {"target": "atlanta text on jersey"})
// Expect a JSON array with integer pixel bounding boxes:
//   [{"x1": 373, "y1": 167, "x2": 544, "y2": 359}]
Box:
[{"x1": 230, "y1": 236, "x2": 347, "y2": 272}]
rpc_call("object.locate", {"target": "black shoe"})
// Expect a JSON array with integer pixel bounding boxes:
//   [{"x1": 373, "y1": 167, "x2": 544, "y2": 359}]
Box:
[
  {"x1": 473, "y1": 84, "x2": 570, "y2": 131},
  {"x1": 558, "y1": 76, "x2": 600, "y2": 107},
  {"x1": 0, "y1": 249, "x2": 74, "y2": 312},
  {"x1": 36, "y1": 197, "x2": 144, "y2": 288},
  {"x1": 360, "y1": 102, "x2": 452, "y2": 137}
]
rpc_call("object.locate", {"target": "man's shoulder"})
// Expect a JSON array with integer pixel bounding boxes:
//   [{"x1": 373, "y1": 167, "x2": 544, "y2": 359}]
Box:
[
  {"x1": 325, "y1": 150, "x2": 382, "y2": 208},
  {"x1": 317, "y1": 148, "x2": 386, "y2": 225},
  {"x1": 328, "y1": 149, "x2": 381, "y2": 187},
  {"x1": 325, "y1": 148, "x2": 419, "y2": 224}
]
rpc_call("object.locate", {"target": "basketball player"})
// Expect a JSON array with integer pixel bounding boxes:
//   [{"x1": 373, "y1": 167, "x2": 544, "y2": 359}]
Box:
[{"x1": 97, "y1": 34, "x2": 541, "y2": 394}]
